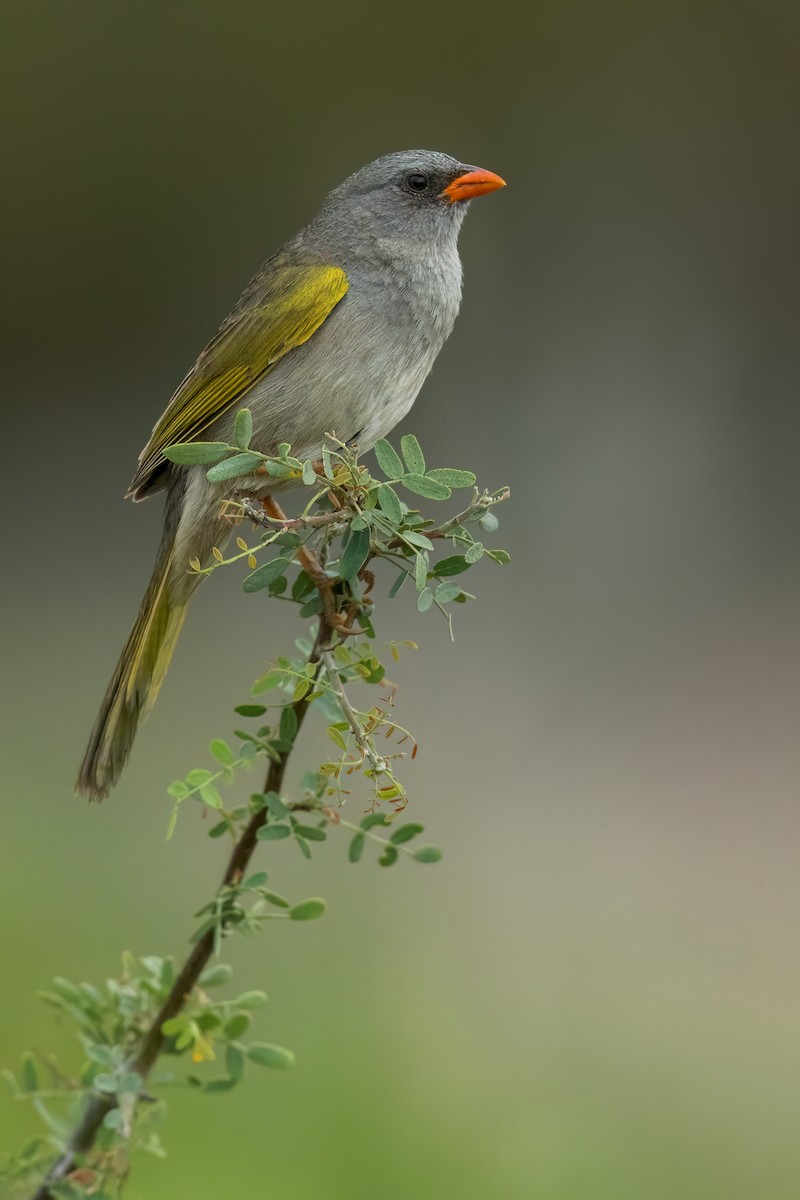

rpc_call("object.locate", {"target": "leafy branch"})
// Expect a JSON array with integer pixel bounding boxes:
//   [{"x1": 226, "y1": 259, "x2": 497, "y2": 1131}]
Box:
[{"x1": 2, "y1": 423, "x2": 509, "y2": 1199}]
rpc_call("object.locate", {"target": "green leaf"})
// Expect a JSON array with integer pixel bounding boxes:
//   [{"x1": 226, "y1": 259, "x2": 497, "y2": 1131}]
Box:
[
  {"x1": 348, "y1": 833, "x2": 365, "y2": 862},
  {"x1": 412, "y1": 845, "x2": 444, "y2": 863},
  {"x1": 199, "y1": 784, "x2": 223, "y2": 809},
  {"x1": 21, "y1": 1053, "x2": 38, "y2": 1094},
  {"x1": 291, "y1": 570, "x2": 314, "y2": 600},
  {"x1": 302, "y1": 459, "x2": 317, "y2": 485},
  {"x1": 403, "y1": 530, "x2": 434, "y2": 551},
  {"x1": 289, "y1": 897, "x2": 327, "y2": 921},
  {"x1": 486, "y1": 548, "x2": 511, "y2": 565},
  {"x1": 400, "y1": 434, "x2": 426, "y2": 475},
  {"x1": 425, "y1": 468, "x2": 477, "y2": 488},
  {"x1": 247, "y1": 1043, "x2": 295, "y2": 1070},
  {"x1": 374, "y1": 439, "x2": 404, "y2": 479},
  {"x1": 205, "y1": 1077, "x2": 238, "y2": 1093},
  {"x1": 389, "y1": 823, "x2": 425, "y2": 845},
  {"x1": 162, "y1": 441, "x2": 230, "y2": 466},
  {"x1": 185, "y1": 768, "x2": 212, "y2": 787},
  {"x1": 295, "y1": 835, "x2": 312, "y2": 859},
  {"x1": 161, "y1": 1016, "x2": 188, "y2": 1037},
  {"x1": 264, "y1": 458, "x2": 297, "y2": 479},
  {"x1": 118, "y1": 1070, "x2": 143, "y2": 1095},
  {"x1": 234, "y1": 990, "x2": 269, "y2": 1009},
  {"x1": 479, "y1": 510, "x2": 500, "y2": 533},
  {"x1": 84, "y1": 1043, "x2": 115, "y2": 1066},
  {"x1": 322, "y1": 444, "x2": 334, "y2": 480},
  {"x1": 465, "y1": 541, "x2": 484, "y2": 563},
  {"x1": 433, "y1": 554, "x2": 470, "y2": 577},
  {"x1": 402, "y1": 474, "x2": 451, "y2": 500},
  {"x1": 234, "y1": 408, "x2": 253, "y2": 450},
  {"x1": 224, "y1": 1013, "x2": 251, "y2": 1040},
  {"x1": 251, "y1": 669, "x2": 283, "y2": 695},
  {"x1": 417, "y1": 588, "x2": 434, "y2": 612},
  {"x1": 263, "y1": 791, "x2": 290, "y2": 818},
  {"x1": 434, "y1": 582, "x2": 462, "y2": 604},
  {"x1": 379, "y1": 846, "x2": 399, "y2": 867},
  {"x1": 195, "y1": 1011, "x2": 223, "y2": 1030},
  {"x1": 294, "y1": 825, "x2": 327, "y2": 842},
  {"x1": 243, "y1": 871, "x2": 269, "y2": 888},
  {"x1": 206, "y1": 451, "x2": 264, "y2": 482},
  {"x1": 209, "y1": 738, "x2": 234, "y2": 766},
  {"x1": 234, "y1": 703, "x2": 267, "y2": 717},
  {"x1": 299, "y1": 595, "x2": 322, "y2": 619},
  {"x1": 256, "y1": 823, "x2": 291, "y2": 841},
  {"x1": 93, "y1": 1073, "x2": 118, "y2": 1094},
  {"x1": 414, "y1": 551, "x2": 429, "y2": 591},
  {"x1": 377, "y1": 483, "x2": 403, "y2": 524},
  {"x1": 243, "y1": 557, "x2": 290, "y2": 593},
  {"x1": 226, "y1": 1043, "x2": 246, "y2": 1081},
  {"x1": 388, "y1": 570, "x2": 408, "y2": 598},
  {"x1": 199, "y1": 963, "x2": 233, "y2": 988},
  {"x1": 51, "y1": 976, "x2": 84, "y2": 1003},
  {"x1": 360, "y1": 813, "x2": 389, "y2": 830},
  {"x1": 260, "y1": 889, "x2": 291, "y2": 908},
  {"x1": 339, "y1": 527, "x2": 371, "y2": 581},
  {"x1": 280, "y1": 706, "x2": 298, "y2": 743},
  {"x1": 327, "y1": 725, "x2": 348, "y2": 751}
]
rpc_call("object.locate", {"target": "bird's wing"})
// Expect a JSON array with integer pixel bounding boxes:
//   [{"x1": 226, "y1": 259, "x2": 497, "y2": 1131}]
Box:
[{"x1": 128, "y1": 263, "x2": 348, "y2": 498}]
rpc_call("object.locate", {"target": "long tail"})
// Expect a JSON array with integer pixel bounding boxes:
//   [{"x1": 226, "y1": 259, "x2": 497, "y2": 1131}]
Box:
[{"x1": 76, "y1": 525, "x2": 188, "y2": 800}]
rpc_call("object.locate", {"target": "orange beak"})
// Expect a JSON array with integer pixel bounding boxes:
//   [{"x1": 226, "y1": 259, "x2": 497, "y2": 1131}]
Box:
[{"x1": 441, "y1": 167, "x2": 506, "y2": 204}]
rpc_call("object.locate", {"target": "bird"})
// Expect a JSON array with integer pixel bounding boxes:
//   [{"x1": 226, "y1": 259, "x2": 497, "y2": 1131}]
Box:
[{"x1": 76, "y1": 149, "x2": 505, "y2": 800}]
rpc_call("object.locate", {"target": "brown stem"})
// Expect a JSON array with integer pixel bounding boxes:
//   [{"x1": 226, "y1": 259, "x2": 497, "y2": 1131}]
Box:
[
  {"x1": 238, "y1": 496, "x2": 347, "y2": 532},
  {"x1": 260, "y1": 495, "x2": 357, "y2": 636},
  {"x1": 33, "y1": 620, "x2": 333, "y2": 1199}
]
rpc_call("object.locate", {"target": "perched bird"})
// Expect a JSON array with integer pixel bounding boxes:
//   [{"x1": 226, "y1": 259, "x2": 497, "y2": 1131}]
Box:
[{"x1": 77, "y1": 149, "x2": 505, "y2": 799}]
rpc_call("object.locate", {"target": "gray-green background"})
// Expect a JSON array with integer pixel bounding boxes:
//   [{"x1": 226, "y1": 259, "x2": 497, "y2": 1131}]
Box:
[{"x1": 2, "y1": 2, "x2": 799, "y2": 1196}]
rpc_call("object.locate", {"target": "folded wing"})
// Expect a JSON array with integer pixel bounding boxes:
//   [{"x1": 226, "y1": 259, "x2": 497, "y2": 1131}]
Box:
[{"x1": 128, "y1": 263, "x2": 348, "y2": 499}]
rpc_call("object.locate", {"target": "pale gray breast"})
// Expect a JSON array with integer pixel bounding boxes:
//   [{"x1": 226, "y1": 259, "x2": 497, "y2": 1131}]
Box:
[{"x1": 225, "y1": 243, "x2": 464, "y2": 460}]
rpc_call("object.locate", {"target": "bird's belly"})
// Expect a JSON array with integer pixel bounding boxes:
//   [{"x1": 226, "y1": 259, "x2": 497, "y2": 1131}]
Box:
[{"x1": 324, "y1": 355, "x2": 432, "y2": 451}]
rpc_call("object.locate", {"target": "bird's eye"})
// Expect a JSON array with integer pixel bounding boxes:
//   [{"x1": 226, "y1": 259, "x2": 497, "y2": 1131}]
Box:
[{"x1": 405, "y1": 172, "x2": 429, "y2": 192}]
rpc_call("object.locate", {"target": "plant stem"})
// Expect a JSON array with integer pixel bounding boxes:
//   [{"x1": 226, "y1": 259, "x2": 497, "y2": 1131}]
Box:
[
  {"x1": 32, "y1": 620, "x2": 333, "y2": 1200},
  {"x1": 320, "y1": 650, "x2": 387, "y2": 775}
]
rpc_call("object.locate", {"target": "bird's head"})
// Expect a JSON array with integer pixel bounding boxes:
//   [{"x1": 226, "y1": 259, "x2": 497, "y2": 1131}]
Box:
[{"x1": 317, "y1": 150, "x2": 506, "y2": 253}]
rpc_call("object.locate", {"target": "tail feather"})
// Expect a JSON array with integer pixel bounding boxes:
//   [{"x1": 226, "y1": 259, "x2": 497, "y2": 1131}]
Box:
[{"x1": 76, "y1": 532, "x2": 187, "y2": 800}]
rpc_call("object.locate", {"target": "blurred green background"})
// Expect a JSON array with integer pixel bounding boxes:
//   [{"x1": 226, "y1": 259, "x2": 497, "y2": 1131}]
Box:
[{"x1": 2, "y1": 1, "x2": 800, "y2": 1196}]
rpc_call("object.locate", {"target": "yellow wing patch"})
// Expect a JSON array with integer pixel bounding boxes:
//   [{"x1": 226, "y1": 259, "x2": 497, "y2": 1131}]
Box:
[{"x1": 128, "y1": 263, "x2": 348, "y2": 498}]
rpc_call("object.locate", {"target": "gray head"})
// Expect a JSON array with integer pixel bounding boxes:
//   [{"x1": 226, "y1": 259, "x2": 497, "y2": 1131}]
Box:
[{"x1": 315, "y1": 150, "x2": 505, "y2": 254}]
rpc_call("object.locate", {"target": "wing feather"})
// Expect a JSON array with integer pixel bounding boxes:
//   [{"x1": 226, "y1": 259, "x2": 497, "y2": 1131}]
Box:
[{"x1": 128, "y1": 263, "x2": 348, "y2": 498}]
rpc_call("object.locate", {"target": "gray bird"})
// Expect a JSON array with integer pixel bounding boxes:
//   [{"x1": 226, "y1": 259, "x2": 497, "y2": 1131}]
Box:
[{"x1": 77, "y1": 149, "x2": 505, "y2": 799}]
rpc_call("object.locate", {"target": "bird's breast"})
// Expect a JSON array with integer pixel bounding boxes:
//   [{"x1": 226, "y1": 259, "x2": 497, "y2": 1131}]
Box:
[{"x1": 236, "y1": 251, "x2": 462, "y2": 459}]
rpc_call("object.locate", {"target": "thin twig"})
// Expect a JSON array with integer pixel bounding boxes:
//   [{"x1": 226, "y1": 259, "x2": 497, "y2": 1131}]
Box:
[
  {"x1": 237, "y1": 496, "x2": 349, "y2": 532},
  {"x1": 320, "y1": 650, "x2": 387, "y2": 775},
  {"x1": 424, "y1": 487, "x2": 511, "y2": 539}
]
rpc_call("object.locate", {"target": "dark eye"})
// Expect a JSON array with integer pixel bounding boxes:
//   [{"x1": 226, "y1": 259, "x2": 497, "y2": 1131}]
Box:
[{"x1": 405, "y1": 172, "x2": 429, "y2": 192}]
